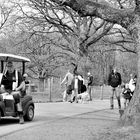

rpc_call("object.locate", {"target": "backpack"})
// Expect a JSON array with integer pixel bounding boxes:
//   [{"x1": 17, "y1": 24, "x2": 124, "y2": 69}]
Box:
[
  {"x1": 122, "y1": 88, "x2": 132, "y2": 99},
  {"x1": 81, "y1": 84, "x2": 87, "y2": 93}
]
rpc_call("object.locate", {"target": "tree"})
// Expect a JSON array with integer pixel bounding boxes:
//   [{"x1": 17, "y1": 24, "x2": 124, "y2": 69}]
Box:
[
  {"x1": 48, "y1": 0, "x2": 140, "y2": 126},
  {"x1": 2, "y1": 0, "x2": 136, "y2": 87},
  {"x1": 0, "y1": 0, "x2": 18, "y2": 49},
  {"x1": 16, "y1": 0, "x2": 119, "y2": 75},
  {"x1": 24, "y1": 0, "x2": 138, "y2": 81}
]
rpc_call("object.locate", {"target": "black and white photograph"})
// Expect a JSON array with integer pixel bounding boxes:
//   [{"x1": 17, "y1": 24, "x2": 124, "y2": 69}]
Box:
[{"x1": 0, "y1": 0, "x2": 140, "y2": 139}]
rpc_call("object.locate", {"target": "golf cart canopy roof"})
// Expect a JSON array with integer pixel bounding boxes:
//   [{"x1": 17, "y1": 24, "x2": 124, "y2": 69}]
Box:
[{"x1": 0, "y1": 53, "x2": 30, "y2": 62}]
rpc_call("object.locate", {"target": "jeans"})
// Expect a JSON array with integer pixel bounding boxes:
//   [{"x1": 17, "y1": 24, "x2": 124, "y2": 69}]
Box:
[{"x1": 110, "y1": 86, "x2": 121, "y2": 109}]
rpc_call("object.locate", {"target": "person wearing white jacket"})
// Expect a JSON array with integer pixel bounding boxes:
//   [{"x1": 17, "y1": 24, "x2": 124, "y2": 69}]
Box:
[
  {"x1": 61, "y1": 70, "x2": 74, "y2": 102},
  {"x1": 128, "y1": 74, "x2": 137, "y2": 94}
]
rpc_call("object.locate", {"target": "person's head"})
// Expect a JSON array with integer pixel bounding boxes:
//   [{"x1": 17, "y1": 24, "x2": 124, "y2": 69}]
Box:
[
  {"x1": 67, "y1": 69, "x2": 73, "y2": 74},
  {"x1": 78, "y1": 75, "x2": 83, "y2": 80},
  {"x1": 6, "y1": 61, "x2": 14, "y2": 73},
  {"x1": 74, "y1": 74, "x2": 78, "y2": 78},
  {"x1": 23, "y1": 73, "x2": 28, "y2": 78},
  {"x1": 113, "y1": 67, "x2": 117, "y2": 74},
  {"x1": 134, "y1": 75, "x2": 137, "y2": 79},
  {"x1": 87, "y1": 72, "x2": 91, "y2": 76},
  {"x1": 125, "y1": 83, "x2": 129, "y2": 89},
  {"x1": 130, "y1": 73, "x2": 133, "y2": 78}
]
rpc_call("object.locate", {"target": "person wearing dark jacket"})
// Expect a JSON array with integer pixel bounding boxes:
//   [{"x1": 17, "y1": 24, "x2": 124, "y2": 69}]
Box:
[
  {"x1": 1, "y1": 61, "x2": 25, "y2": 124},
  {"x1": 87, "y1": 72, "x2": 93, "y2": 101},
  {"x1": 108, "y1": 67, "x2": 122, "y2": 109}
]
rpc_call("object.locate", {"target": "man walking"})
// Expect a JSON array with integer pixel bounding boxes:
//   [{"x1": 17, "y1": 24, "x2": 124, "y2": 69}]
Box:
[
  {"x1": 61, "y1": 70, "x2": 74, "y2": 102},
  {"x1": 108, "y1": 67, "x2": 122, "y2": 109}
]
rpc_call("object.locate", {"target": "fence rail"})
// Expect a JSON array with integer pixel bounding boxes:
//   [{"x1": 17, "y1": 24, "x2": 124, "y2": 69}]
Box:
[{"x1": 26, "y1": 79, "x2": 117, "y2": 102}]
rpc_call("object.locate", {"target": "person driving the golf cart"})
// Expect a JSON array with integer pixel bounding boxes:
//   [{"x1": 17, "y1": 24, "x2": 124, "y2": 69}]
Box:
[{"x1": 1, "y1": 61, "x2": 25, "y2": 124}]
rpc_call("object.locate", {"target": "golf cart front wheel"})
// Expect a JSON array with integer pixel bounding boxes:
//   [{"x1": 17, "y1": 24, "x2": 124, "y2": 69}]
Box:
[{"x1": 24, "y1": 105, "x2": 34, "y2": 121}]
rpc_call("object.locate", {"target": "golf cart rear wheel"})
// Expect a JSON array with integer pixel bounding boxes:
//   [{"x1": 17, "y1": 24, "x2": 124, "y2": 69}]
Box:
[{"x1": 24, "y1": 105, "x2": 34, "y2": 121}]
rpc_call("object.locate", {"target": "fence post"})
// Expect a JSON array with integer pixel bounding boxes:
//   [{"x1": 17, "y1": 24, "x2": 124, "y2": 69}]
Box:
[
  {"x1": 49, "y1": 78, "x2": 52, "y2": 102},
  {"x1": 100, "y1": 85, "x2": 104, "y2": 100},
  {"x1": 60, "y1": 77, "x2": 61, "y2": 90}
]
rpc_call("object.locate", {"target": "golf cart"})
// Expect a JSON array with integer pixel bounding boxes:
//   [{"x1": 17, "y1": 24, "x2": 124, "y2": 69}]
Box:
[{"x1": 0, "y1": 53, "x2": 34, "y2": 122}]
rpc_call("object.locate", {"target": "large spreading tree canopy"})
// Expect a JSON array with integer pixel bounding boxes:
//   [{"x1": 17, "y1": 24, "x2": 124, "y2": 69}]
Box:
[{"x1": 46, "y1": 0, "x2": 140, "y2": 126}]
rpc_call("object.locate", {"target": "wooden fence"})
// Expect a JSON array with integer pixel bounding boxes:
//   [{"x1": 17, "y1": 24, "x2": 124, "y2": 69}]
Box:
[{"x1": 26, "y1": 77, "x2": 121, "y2": 102}]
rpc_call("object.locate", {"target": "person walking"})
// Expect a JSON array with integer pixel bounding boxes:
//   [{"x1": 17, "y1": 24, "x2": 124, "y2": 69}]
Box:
[
  {"x1": 108, "y1": 67, "x2": 122, "y2": 109},
  {"x1": 87, "y1": 72, "x2": 93, "y2": 101},
  {"x1": 128, "y1": 74, "x2": 137, "y2": 95},
  {"x1": 121, "y1": 83, "x2": 133, "y2": 109},
  {"x1": 61, "y1": 70, "x2": 74, "y2": 102},
  {"x1": 70, "y1": 74, "x2": 79, "y2": 103}
]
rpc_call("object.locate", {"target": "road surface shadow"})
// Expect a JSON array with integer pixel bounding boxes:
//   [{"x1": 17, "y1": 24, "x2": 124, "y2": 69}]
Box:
[{"x1": 0, "y1": 118, "x2": 19, "y2": 125}]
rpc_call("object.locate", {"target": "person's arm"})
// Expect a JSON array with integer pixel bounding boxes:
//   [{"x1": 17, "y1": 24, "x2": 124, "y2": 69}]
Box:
[
  {"x1": 118, "y1": 73, "x2": 122, "y2": 85},
  {"x1": 88, "y1": 76, "x2": 93, "y2": 85},
  {"x1": 15, "y1": 71, "x2": 25, "y2": 91},
  {"x1": 124, "y1": 90, "x2": 127, "y2": 94},
  {"x1": 108, "y1": 74, "x2": 111, "y2": 85},
  {"x1": 61, "y1": 74, "x2": 68, "y2": 85},
  {"x1": 16, "y1": 81, "x2": 25, "y2": 91}
]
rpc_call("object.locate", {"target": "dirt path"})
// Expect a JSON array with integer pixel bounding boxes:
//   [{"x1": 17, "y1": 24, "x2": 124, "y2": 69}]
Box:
[
  {"x1": 1, "y1": 108, "x2": 136, "y2": 140},
  {"x1": 0, "y1": 101, "x2": 140, "y2": 140}
]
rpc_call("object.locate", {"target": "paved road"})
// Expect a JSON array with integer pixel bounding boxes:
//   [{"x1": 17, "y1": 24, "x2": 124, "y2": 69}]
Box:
[{"x1": 0, "y1": 100, "x2": 120, "y2": 140}]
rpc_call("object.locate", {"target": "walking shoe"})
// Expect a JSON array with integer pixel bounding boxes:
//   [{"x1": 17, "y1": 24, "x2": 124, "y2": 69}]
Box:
[
  {"x1": 75, "y1": 100, "x2": 78, "y2": 103},
  {"x1": 110, "y1": 105, "x2": 114, "y2": 110},
  {"x1": 68, "y1": 100, "x2": 73, "y2": 103},
  {"x1": 19, "y1": 116, "x2": 24, "y2": 124},
  {"x1": 119, "y1": 109, "x2": 124, "y2": 117}
]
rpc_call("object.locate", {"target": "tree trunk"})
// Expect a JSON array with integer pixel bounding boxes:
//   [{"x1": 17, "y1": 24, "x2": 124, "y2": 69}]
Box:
[
  {"x1": 121, "y1": 16, "x2": 140, "y2": 128},
  {"x1": 39, "y1": 78, "x2": 45, "y2": 92}
]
